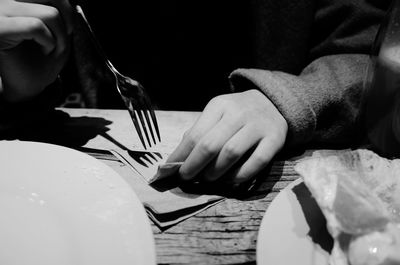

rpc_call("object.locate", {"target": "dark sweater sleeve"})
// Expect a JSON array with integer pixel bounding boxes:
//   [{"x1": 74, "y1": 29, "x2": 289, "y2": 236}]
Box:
[
  {"x1": 229, "y1": 0, "x2": 388, "y2": 147},
  {"x1": 230, "y1": 54, "x2": 368, "y2": 146}
]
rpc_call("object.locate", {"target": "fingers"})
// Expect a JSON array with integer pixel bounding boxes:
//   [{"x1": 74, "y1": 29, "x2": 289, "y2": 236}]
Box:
[
  {"x1": 168, "y1": 90, "x2": 289, "y2": 187},
  {"x1": 0, "y1": 16, "x2": 55, "y2": 54},
  {"x1": 201, "y1": 125, "x2": 259, "y2": 182},
  {"x1": 6, "y1": 2, "x2": 67, "y2": 55},
  {"x1": 167, "y1": 98, "x2": 224, "y2": 163},
  {"x1": 16, "y1": 0, "x2": 73, "y2": 34},
  {"x1": 179, "y1": 114, "x2": 243, "y2": 180},
  {"x1": 231, "y1": 135, "x2": 283, "y2": 184}
]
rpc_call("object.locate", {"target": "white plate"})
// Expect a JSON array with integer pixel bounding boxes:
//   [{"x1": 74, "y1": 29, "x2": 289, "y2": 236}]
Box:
[
  {"x1": 0, "y1": 140, "x2": 156, "y2": 265},
  {"x1": 257, "y1": 178, "x2": 332, "y2": 265}
]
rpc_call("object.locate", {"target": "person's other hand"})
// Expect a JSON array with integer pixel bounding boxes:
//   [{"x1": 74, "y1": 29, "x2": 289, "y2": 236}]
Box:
[
  {"x1": 0, "y1": 0, "x2": 73, "y2": 102},
  {"x1": 167, "y1": 89, "x2": 288, "y2": 187}
]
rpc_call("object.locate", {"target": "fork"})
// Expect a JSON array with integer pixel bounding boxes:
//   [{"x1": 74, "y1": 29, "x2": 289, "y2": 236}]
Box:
[
  {"x1": 128, "y1": 150, "x2": 163, "y2": 168},
  {"x1": 74, "y1": 5, "x2": 161, "y2": 149},
  {"x1": 100, "y1": 132, "x2": 163, "y2": 168}
]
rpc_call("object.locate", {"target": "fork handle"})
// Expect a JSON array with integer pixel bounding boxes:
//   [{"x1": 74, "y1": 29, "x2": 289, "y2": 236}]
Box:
[{"x1": 72, "y1": 4, "x2": 116, "y2": 71}]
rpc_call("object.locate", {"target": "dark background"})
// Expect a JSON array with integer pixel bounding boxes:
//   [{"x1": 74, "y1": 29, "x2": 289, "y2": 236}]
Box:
[
  {"x1": 69, "y1": 0, "x2": 319, "y2": 111},
  {"x1": 66, "y1": 1, "x2": 388, "y2": 111},
  {"x1": 74, "y1": 0, "x2": 254, "y2": 111}
]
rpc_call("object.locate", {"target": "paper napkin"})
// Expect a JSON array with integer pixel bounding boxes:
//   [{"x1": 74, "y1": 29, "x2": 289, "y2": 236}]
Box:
[{"x1": 90, "y1": 148, "x2": 224, "y2": 229}]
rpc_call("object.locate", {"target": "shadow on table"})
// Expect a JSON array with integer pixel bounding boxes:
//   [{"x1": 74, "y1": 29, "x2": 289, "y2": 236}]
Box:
[
  {"x1": 101, "y1": 131, "x2": 164, "y2": 168},
  {"x1": 0, "y1": 109, "x2": 112, "y2": 148},
  {"x1": 292, "y1": 181, "x2": 334, "y2": 253}
]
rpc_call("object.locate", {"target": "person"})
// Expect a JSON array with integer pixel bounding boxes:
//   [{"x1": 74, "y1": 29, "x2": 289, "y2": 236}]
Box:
[
  {"x1": 0, "y1": 0, "x2": 73, "y2": 102},
  {"x1": 163, "y1": 0, "x2": 391, "y2": 188},
  {"x1": 0, "y1": 0, "x2": 391, "y2": 189},
  {"x1": 0, "y1": 0, "x2": 74, "y2": 133}
]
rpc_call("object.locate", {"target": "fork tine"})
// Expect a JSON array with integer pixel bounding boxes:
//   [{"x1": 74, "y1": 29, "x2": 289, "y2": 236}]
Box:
[
  {"x1": 136, "y1": 86, "x2": 160, "y2": 144},
  {"x1": 143, "y1": 109, "x2": 157, "y2": 145},
  {"x1": 133, "y1": 104, "x2": 152, "y2": 148},
  {"x1": 149, "y1": 107, "x2": 161, "y2": 142},
  {"x1": 127, "y1": 101, "x2": 147, "y2": 149},
  {"x1": 144, "y1": 152, "x2": 159, "y2": 165},
  {"x1": 143, "y1": 95, "x2": 161, "y2": 142},
  {"x1": 123, "y1": 84, "x2": 155, "y2": 149},
  {"x1": 141, "y1": 153, "x2": 154, "y2": 166}
]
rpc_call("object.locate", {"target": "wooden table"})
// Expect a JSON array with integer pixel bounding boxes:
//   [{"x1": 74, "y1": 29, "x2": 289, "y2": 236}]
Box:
[{"x1": 11, "y1": 108, "x2": 302, "y2": 265}]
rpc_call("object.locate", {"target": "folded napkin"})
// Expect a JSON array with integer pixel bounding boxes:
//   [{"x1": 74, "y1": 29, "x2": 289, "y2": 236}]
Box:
[{"x1": 83, "y1": 148, "x2": 224, "y2": 228}]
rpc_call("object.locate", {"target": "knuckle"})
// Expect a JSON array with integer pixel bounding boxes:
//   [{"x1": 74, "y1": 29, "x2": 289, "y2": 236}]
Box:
[
  {"x1": 182, "y1": 132, "x2": 199, "y2": 150},
  {"x1": 198, "y1": 139, "x2": 218, "y2": 156},
  {"x1": 209, "y1": 94, "x2": 231, "y2": 107},
  {"x1": 246, "y1": 89, "x2": 262, "y2": 97},
  {"x1": 222, "y1": 143, "x2": 241, "y2": 161},
  {"x1": 208, "y1": 95, "x2": 223, "y2": 105}
]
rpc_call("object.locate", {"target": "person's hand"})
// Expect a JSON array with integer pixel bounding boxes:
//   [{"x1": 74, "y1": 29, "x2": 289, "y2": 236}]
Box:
[
  {"x1": 0, "y1": 0, "x2": 73, "y2": 102},
  {"x1": 167, "y1": 89, "x2": 288, "y2": 187}
]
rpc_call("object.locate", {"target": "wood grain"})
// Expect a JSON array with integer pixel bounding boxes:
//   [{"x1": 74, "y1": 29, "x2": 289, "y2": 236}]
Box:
[
  {"x1": 60, "y1": 108, "x2": 302, "y2": 265},
  {"x1": 152, "y1": 161, "x2": 300, "y2": 265}
]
